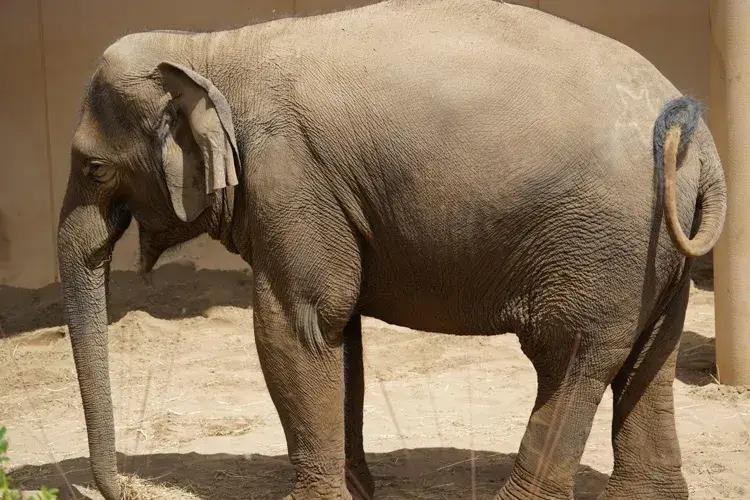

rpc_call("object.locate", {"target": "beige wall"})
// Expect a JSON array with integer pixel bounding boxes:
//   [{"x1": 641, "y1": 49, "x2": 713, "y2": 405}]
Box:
[
  {"x1": 0, "y1": 1, "x2": 56, "y2": 288},
  {"x1": 0, "y1": 0, "x2": 710, "y2": 289}
]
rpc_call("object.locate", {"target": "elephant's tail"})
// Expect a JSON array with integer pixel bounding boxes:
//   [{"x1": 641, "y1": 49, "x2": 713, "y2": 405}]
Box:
[{"x1": 653, "y1": 95, "x2": 727, "y2": 258}]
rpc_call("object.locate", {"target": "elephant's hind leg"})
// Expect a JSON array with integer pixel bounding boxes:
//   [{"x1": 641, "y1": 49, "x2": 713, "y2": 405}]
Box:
[
  {"x1": 497, "y1": 328, "x2": 629, "y2": 500},
  {"x1": 343, "y1": 313, "x2": 375, "y2": 499},
  {"x1": 599, "y1": 282, "x2": 690, "y2": 500}
]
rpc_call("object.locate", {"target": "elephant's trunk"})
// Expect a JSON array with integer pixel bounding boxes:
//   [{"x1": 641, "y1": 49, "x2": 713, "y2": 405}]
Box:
[{"x1": 57, "y1": 180, "x2": 131, "y2": 500}]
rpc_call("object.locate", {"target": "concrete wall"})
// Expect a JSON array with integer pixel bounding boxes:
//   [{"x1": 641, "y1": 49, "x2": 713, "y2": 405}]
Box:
[{"x1": 0, "y1": 0, "x2": 710, "y2": 289}]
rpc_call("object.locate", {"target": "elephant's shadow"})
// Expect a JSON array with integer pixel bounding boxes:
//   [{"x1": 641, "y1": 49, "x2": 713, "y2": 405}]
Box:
[
  {"x1": 11, "y1": 448, "x2": 609, "y2": 499},
  {"x1": 0, "y1": 262, "x2": 255, "y2": 337}
]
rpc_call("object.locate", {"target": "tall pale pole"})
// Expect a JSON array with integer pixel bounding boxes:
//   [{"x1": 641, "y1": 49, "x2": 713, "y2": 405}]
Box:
[{"x1": 709, "y1": 0, "x2": 750, "y2": 386}]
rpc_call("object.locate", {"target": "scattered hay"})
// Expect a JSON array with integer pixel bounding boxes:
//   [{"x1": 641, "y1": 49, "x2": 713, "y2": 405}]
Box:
[
  {"x1": 200, "y1": 416, "x2": 263, "y2": 437},
  {"x1": 74, "y1": 474, "x2": 202, "y2": 500},
  {"x1": 119, "y1": 475, "x2": 201, "y2": 500},
  {"x1": 690, "y1": 384, "x2": 750, "y2": 403}
]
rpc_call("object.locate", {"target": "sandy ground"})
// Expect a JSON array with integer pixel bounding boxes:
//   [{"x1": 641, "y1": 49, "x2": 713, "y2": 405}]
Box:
[{"x1": 1, "y1": 256, "x2": 749, "y2": 499}]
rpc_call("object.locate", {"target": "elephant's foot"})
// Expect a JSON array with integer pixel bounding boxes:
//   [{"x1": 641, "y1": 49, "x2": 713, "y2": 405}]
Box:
[
  {"x1": 282, "y1": 481, "x2": 353, "y2": 500},
  {"x1": 279, "y1": 466, "x2": 366, "y2": 500},
  {"x1": 283, "y1": 492, "x2": 352, "y2": 500},
  {"x1": 346, "y1": 459, "x2": 375, "y2": 499},
  {"x1": 493, "y1": 468, "x2": 573, "y2": 500},
  {"x1": 598, "y1": 465, "x2": 688, "y2": 500}
]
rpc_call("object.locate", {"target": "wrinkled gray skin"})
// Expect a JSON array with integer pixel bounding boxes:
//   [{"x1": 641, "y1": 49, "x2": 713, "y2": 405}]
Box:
[{"x1": 57, "y1": 1, "x2": 726, "y2": 499}]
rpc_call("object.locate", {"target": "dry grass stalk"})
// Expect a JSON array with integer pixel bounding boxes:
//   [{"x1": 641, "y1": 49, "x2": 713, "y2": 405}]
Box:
[{"x1": 74, "y1": 474, "x2": 202, "y2": 500}]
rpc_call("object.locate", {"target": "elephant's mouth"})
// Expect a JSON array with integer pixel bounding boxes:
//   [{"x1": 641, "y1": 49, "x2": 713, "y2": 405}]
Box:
[
  {"x1": 136, "y1": 222, "x2": 197, "y2": 276},
  {"x1": 84, "y1": 202, "x2": 132, "y2": 270},
  {"x1": 137, "y1": 226, "x2": 169, "y2": 276}
]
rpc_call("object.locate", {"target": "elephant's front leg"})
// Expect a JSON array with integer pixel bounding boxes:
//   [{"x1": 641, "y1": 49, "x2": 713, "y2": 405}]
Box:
[
  {"x1": 343, "y1": 313, "x2": 374, "y2": 499},
  {"x1": 254, "y1": 286, "x2": 351, "y2": 500}
]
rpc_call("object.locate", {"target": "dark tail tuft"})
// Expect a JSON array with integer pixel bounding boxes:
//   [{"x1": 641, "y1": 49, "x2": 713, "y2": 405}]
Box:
[{"x1": 653, "y1": 95, "x2": 705, "y2": 172}]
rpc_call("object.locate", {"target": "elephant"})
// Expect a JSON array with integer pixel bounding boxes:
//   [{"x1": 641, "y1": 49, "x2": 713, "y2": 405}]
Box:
[{"x1": 56, "y1": 0, "x2": 726, "y2": 499}]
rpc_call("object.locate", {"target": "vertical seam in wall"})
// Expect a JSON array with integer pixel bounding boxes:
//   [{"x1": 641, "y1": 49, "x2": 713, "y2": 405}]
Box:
[
  {"x1": 293, "y1": 0, "x2": 297, "y2": 15},
  {"x1": 37, "y1": 0, "x2": 58, "y2": 283}
]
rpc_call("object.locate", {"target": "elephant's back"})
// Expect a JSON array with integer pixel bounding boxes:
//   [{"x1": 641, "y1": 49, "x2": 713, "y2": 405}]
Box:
[
  {"x1": 276, "y1": 0, "x2": 682, "y2": 171},
  {"x1": 282, "y1": 0, "x2": 681, "y2": 106},
  {"x1": 261, "y1": 0, "x2": 702, "y2": 205},
  {"x1": 263, "y1": 0, "x2": 701, "y2": 229}
]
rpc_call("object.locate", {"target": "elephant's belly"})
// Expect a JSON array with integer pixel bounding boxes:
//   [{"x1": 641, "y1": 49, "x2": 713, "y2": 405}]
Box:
[
  {"x1": 354, "y1": 216, "x2": 661, "y2": 338},
  {"x1": 356, "y1": 261, "x2": 518, "y2": 336}
]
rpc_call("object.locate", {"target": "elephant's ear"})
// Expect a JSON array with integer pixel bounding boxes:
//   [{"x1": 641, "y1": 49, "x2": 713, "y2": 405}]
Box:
[{"x1": 156, "y1": 62, "x2": 240, "y2": 222}]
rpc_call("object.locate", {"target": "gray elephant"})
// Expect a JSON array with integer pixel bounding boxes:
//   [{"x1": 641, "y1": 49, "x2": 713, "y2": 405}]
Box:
[{"x1": 57, "y1": 0, "x2": 725, "y2": 499}]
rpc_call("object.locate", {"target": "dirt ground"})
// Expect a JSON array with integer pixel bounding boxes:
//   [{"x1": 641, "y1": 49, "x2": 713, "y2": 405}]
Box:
[{"x1": 1, "y1": 255, "x2": 749, "y2": 499}]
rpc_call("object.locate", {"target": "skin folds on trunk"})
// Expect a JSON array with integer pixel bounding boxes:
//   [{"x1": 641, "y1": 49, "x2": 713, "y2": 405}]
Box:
[{"x1": 57, "y1": 184, "x2": 131, "y2": 500}]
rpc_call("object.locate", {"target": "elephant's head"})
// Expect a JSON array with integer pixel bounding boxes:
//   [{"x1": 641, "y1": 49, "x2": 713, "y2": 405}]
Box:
[{"x1": 57, "y1": 32, "x2": 241, "y2": 499}]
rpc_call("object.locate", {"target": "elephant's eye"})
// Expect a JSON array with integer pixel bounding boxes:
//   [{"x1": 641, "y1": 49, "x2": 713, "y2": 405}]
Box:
[{"x1": 83, "y1": 161, "x2": 108, "y2": 183}]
